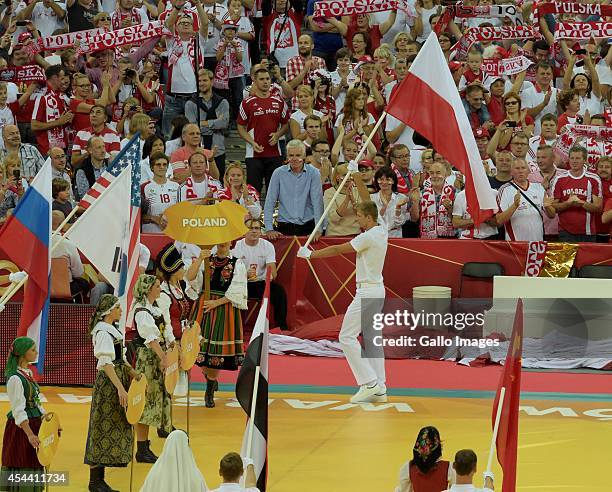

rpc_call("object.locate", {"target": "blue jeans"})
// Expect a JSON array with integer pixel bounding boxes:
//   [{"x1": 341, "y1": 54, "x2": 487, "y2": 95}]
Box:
[{"x1": 162, "y1": 94, "x2": 190, "y2": 139}]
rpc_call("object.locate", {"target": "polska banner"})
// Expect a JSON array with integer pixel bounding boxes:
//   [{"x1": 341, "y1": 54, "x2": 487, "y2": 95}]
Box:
[
  {"x1": 554, "y1": 22, "x2": 612, "y2": 40},
  {"x1": 26, "y1": 21, "x2": 169, "y2": 56},
  {"x1": 535, "y1": 1, "x2": 612, "y2": 19},
  {"x1": 452, "y1": 25, "x2": 538, "y2": 60},
  {"x1": 24, "y1": 26, "x2": 105, "y2": 55},
  {"x1": 481, "y1": 56, "x2": 533, "y2": 77},
  {"x1": 0, "y1": 65, "x2": 46, "y2": 83},
  {"x1": 313, "y1": 0, "x2": 401, "y2": 19}
]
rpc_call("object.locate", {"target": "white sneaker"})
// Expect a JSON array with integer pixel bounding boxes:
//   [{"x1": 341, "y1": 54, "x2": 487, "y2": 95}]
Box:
[
  {"x1": 371, "y1": 392, "x2": 388, "y2": 403},
  {"x1": 350, "y1": 383, "x2": 383, "y2": 403}
]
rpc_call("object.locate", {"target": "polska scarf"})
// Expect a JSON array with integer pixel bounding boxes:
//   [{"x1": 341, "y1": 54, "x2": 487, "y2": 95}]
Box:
[{"x1": 419, "y1": 184, "x2": 455, "y2": 239}]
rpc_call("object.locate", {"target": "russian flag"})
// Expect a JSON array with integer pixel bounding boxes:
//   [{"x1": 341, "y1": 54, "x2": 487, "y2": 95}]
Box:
[{"x1": 0, "y1": 162, "x2": 51, "y2": 372}]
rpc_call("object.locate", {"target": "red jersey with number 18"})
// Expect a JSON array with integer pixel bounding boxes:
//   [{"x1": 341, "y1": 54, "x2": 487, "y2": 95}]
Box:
[{"x1": 237, "y1": 94, "x2": 289, "y2": 159}]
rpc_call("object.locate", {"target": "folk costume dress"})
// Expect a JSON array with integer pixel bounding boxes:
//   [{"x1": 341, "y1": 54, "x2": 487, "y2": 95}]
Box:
[
  {"x1": 1, "y1": 367, "x2": 45, "y2": 491},
  {"x1": 133, "y1": 299, "x2": 175, "y2": 433},
  {"x1": 161, "y1": 281, "x2": 198, "y2": 340},
  {"x1": 192, "y1": 255, "x2": 248, "y2": 370},
  {"x1": 84, "y1": 322, "x2": 134, "y2": 468}
]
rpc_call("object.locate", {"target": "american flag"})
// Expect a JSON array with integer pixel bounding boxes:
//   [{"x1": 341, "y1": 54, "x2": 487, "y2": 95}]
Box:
[{"x1": 76, "y1": 133, "x2": 142, "y2": 329}]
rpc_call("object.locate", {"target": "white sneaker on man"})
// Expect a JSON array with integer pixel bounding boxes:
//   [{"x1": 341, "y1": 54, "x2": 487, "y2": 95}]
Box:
[{"x1": 350, "y1": 383, "x2": 384, "y2": 403}]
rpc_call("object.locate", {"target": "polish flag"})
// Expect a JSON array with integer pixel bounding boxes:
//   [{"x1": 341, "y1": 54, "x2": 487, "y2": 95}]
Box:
[{"x1": 386, "y1": 32, "x2": 497, "y2": 225}]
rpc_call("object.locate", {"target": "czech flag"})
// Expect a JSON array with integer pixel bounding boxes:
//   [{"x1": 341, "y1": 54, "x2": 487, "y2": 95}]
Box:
[{"x1": 0, "y1": 162, "x2": 51, "y2": 372}]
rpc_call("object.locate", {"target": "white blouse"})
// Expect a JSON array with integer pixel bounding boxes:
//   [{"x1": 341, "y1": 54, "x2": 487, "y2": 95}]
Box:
[
  {"x1": 370, "y1": 192, "x2": 409, "y2": 238},
  {"x1": 134, "y1": 299, "x2": 176, "y2": 346},
  {"x1": 6, "y1": 367, "x2": 45, "y2": 426},
  {"x1": 192, "y1": 257, "x2": 248, "y2": 310},
  {"x1": 92, "y1": 321, "x2": 127, "y2": 371}
]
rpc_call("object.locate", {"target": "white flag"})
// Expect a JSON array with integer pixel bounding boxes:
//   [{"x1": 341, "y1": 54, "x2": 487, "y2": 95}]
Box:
[{"x1": 65, "y1": 164, "x2": 132, "y2": 289}]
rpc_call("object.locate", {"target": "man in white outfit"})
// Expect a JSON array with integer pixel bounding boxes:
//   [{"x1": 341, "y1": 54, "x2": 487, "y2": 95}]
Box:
[
  {"x1": 445, "y1": 450, "x2": 494, "y2": 492},
  {"x1": 297, "y1": 200, "x2": 388, "y2": 403}
]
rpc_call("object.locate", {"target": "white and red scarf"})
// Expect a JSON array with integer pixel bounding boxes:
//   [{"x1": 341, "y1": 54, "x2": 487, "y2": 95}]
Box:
[
  {"x1": 313, "y1": 0, "x2": 407, "y2": 19},
  {"x1": 535, "y1": 2, "x2": 612, "y2": 19},
  {"x1": 481, "y1": 56, "x2": 533, "y2": 77},
  {"x1": 554, "y1": 22, "x2": 612, "y2": 41},
  {"x1": 111, "y1": 8, "x2": 144, "y2": 31},
  {"x1": 41, "y1": 89, "x2": 69, "y2": 149},
  {"x1": 419, "y1": 185, "x2": 455, "y2": 239},
  {"x1": 452, "y1": 3, "x2": 522, "y2": 25},
  {"x1": 168, "y1": 34, "x2": 204, "y2": 67},
  {"x1": 0, "y1": 65, "x2": 45, "y2": 83},
  {"x1": 452, "y1": 25, "x2": 538, "y2": 60},
  {"x1": 555, "y1": 124, "x2": 612, "y2": 162}
]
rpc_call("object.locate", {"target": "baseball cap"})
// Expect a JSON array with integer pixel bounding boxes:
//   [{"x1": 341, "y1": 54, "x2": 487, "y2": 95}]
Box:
[
  {"x1": 358, "y1": 159, "x2": 374, "y2": 169},
  {"x1": 18, "y1": 32, "x2": 33, "y2": 43},
  {"x1": 473, "y1": 127, "x2": 490, "y2": 139}
]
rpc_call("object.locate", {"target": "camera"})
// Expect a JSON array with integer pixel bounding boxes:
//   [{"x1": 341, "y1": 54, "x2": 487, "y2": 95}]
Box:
[
  {"x1": 125, "y1": 68, "x2": 136, "y2": 78},
  {"x1": 129, "y1": 105, "x2": 138, "y2": 112},
  {"x1": 16, "y1": 20, "x2": 28, "y2": 27},
  {"x1": 574, "y1": 49, "x2": 587, "y2": 56},
  {"x1": 506, "y1": 121, "x2": 517, "y2": 128},
  {"x1": 12, "y1": 169, "x2": 20, "y2": 180}
]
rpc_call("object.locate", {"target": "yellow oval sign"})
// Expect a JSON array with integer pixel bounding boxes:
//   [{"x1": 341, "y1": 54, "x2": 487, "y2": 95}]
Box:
[
  {"x1": 164, "y1": 344, "x2": 180, "y2": 394},
  {"x1": 162, "y1": 200, "x2": 249, "y2": 244},
  {"x1": 37, "y1": 412, "x2": 61, "y2": 467},
  {"x1": 126, "y1": 374, "x2": 147, "y2": 425},
  {"x1": 180, "y1": 321, "x2": 201, "y2": 371}
]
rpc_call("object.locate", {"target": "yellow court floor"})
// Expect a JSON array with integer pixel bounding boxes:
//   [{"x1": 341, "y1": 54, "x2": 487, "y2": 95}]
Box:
[{"x1": 1, "y1": 387, "x2": 611, "y2": 491}]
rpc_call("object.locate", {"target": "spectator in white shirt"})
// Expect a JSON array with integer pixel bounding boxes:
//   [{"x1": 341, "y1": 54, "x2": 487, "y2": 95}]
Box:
[
  {"x1": 445, "y1": 449, "x2": 494, "y2": 492},
  {"x1": 210, "y1": 452, "x2": 258, "y2": 492},
  {"x1": 232, "y1": 218, "x2": 288, "y2": 330}
]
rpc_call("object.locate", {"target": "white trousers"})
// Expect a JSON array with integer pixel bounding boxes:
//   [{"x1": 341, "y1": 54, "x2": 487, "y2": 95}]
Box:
[{"x1": 339, "y1": 285, "x2": 386, "y2": 387}]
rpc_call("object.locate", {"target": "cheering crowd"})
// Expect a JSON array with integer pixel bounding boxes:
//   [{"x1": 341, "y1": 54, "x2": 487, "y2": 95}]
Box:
[{"x1": 0, "y1": 0, "x2": 610, "y2": 243}]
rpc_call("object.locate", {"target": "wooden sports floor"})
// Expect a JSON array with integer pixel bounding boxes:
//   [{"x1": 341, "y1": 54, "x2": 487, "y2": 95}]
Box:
[{"x1": 1, "y1": 379, "x2": 611, "y2": 491}]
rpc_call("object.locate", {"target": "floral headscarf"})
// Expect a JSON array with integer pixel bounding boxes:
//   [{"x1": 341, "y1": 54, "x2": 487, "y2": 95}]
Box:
[
  {"x1": 133, "y1": 274, "x2": 157, "y2": 305},
  {"x1": 88, "y1": 294, "x2": 120, "y2": 334}
]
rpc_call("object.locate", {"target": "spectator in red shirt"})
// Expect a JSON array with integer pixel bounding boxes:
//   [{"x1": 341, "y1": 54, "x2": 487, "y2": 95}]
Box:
[
  {"x1": 31, "y1": 65, "x2": 74, "y2": 157},
  {"x1": 286, "y1": 34, "x2": 327, "y2": 109},
  {"x1": 326, "y1": 11, "x2": 396, "y2": 54},
  {"x1": 595, "y1": 156, "x2": 612, "y2": 243},
  {"x1": 237, "y1": 67, "x2": 290, "y2": 192},
  {"x1": 551, "y1": 145, "x2": 603, "y2": 243},
  {"x1": 556, "y1": 89, "x2": 583, "y2": 134},
  {"x1": 70, "y1": 73, "x2": 112, "y2": 134},
  {"x1": 72, "y1": 105, "x2": 121, "y2": 168}
]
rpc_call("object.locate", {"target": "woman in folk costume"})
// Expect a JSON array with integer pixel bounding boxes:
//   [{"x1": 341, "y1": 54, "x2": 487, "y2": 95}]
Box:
[
  {"x1": 190, "y1": 241, "x2": 248, "y2": 408},
  {"x1": 139, "y1": 430, "x2": 207, "y2": 492},
  {"x1": 394, "y1": 426, "x2": 455, "y2": 492},
  {"x1": 156, "y1": 242, "x2": 200, "y2": 341},
  {"x1": 132, "y1": 274, "x2": 176, "y2": 463},
  {"x1": 1, "y1": 337, "x2": 47, "y2": 492},
  {"x1": 410, "y1": 162, "x2": 456, "y2": 239},
  {"x1": 84, "y1": 295, "x2": 139, "y2": 492}
]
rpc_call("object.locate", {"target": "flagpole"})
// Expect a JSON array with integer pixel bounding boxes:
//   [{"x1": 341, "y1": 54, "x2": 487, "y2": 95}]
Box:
[
  {"x1": 303, "y1": 111, "x2": 387, "y2": 249},
  {"x1": 51, "y1": 207, "x2": 80, "y2": 237},
  {"x1": 486, "y1": 386, "x2": 506, "y2": 474},
  {"x1": 245, "y1": 365, "x2": 261, "y2": 459},
  {"x1": 0, "y1": 275, "x2": 28, "y2": 305}
]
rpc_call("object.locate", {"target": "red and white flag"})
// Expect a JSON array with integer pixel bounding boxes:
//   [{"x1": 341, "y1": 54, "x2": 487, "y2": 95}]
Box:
[{"x1": 386, "y1": 33, "x2": 497, "y2": 225}]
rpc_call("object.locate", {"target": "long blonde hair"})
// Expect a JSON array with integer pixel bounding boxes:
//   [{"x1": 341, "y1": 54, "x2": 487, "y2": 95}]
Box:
[
  {"x1": 129, "y1": 113, "x2": 151, "y2": 138},
  {"x1": 223, "y1": 161, "x2": 246, "y2": 189}
]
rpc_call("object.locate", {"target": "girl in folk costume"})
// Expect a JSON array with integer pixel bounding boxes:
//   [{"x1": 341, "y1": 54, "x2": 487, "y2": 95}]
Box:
[
  {"x1": 394, "y1": 426, "x2": 455, "y2": 492},
  {"x1": 1, "y1": 338, "x2": 48, "y2": 492},
  {"x1": 190, "y1": 241, "x2": 248, "y2": 408},
  {"x1": 370, "y1": 167, "x2": 410, "y2": 238},
  {"x1": 84, "y1": 295, "x2": 139, "y2": 492},
  {"x1": 132, "y1": 274, "x2": 176, "y2": 463},
  {"x1": 217, "y1": 161, "x2": 262, "y2": 219},
  {"x1": 411, "y1": 162, "x2": 456, "y2": 239},
  {"x1": 155, "y1": 242, "x2": 200, "y2": 341}
]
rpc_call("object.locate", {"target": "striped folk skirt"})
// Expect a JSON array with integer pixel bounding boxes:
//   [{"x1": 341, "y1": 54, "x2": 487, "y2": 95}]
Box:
[
  {"x1": 193, "y1": 292, "x2": 245, "y2": 371},
  {"x1": 135, "y1": 346, "x2": 173, "y2": 432},
  {"x1": 84, "y1": 364, "x2": 133, "y2": 467}
]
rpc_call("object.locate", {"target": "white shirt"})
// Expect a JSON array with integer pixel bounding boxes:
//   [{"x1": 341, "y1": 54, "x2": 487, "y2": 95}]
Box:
[
  {"x1": 16, "y1": 1, "x2": 67, "y2": 38},
  {"x1": 370, "y1": 192, "x2": 408, "y2": 237},
  {"x1": 51, "y1": 236, "x2": 84, "y2": 282},
  {"x1": 445, "y1": 485, "x2": 493, "y2": 492},
  {"x1": 330, "y1": 69, "x2": 357, "y2": 115},
  {"x1": 232, "y1": 238, "x2": 276, "y2": 281},
  {"x1": 453, "y1": 190, "x2": 498, "y2": 239},
  {"x1": 350, "y1": 224, "x2": 388, "y2": 284},
  {"x1": 0, "y1": 105, "x2": 15, "y2": 149},
  {"x1": 134, "y1": 300, "x2": 175, "y2": 345},
  {"x1": 210, "y1": 483, "x2": 259, "y2": 492},
  {"x1": 139, "y1": 243, "x2": 151, "y2": 271},
  {"x1": 520, "y1": 86, "x2": 559, "y2": 135},
  {"x1": 141, "y1": 179, "x2": 180, "y2": 233},
  {"x1": 497, "y1": 181, "x2": 546, "y2": 241},
  {"x1": 92, "y1": 321, "x2": 127, "y2": 370},
  {"x1": 371, "y1": 4, "x2": 415, "y2": 45},
  {"x1": 203, "y1": 3, "x2": 229, "y2": 57},
  {"x1": 6, "y1": 368, "x2": 45, "y2": 426},
  {"x1": 267, "y1": 13, "x2": 299, "y2": 68},
  {"x1": 167, "y1": 36, "x2": 202, "y2": 94}
]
